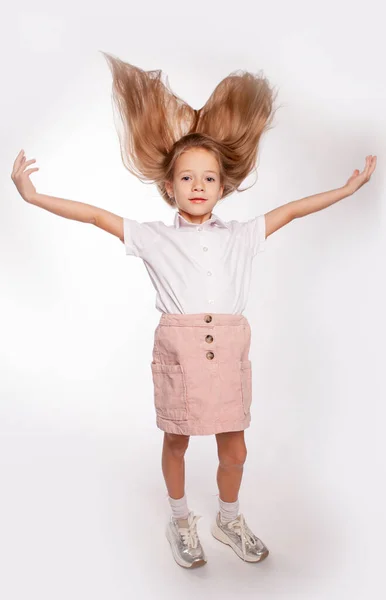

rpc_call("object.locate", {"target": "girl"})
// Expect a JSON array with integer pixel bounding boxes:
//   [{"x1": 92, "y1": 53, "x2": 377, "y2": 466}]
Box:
[{"x1": 11, "y1": 52, "x2": 376, "y2": 570}]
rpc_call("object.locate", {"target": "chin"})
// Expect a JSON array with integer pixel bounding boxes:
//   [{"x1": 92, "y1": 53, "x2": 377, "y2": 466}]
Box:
[{"x1": 187, "y1": 202, "x2": 211, "y2": 210}]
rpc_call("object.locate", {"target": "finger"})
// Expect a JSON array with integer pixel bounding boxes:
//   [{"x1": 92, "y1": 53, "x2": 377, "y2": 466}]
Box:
[
  {"x1": 364, "y1": 155, "x2": 376, "y2": 180},
  {"x1": 361, "y1": 157, "x2": 370, "y2": 177},
  {"x1": 15, "y1": 157, "x2": 35, "y2": 176},
  {"x1": 365, "y1": 155, "x2": 374, "y2": 177},
  {"x1": 24, "y1": 168, "x2": 39, "y2": 176},
  {"x1": 370, "y1": 156, "x2": 377, "y2": 174},
  {"x1": 16, "y1": 156, "x2": 26, "y2": 173},
  {"x1": 23, "y1": 159, "x2": 36, "y2": 168},
  {"x1": 12, "y1": 149, "x2": 25, "y2": 174}
]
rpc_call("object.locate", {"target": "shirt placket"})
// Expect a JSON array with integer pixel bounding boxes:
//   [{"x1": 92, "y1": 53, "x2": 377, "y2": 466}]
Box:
[{"x1": 196, "y1": 224, "x2": 215, "y2": 308}]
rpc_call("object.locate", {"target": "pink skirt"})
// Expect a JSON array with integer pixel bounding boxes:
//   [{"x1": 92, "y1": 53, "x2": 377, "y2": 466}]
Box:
[{"x1": 150, "y1": 313, "x2": 253, "y2": 436}]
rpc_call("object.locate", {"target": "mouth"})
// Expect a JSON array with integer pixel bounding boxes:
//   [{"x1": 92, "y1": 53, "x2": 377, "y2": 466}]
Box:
[{"x1": 189, "y1": 198, "x2": 207, "y2": 203}]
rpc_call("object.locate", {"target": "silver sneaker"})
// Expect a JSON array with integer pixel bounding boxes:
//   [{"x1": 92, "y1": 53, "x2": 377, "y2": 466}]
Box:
[
  {"x1": 166, "y1": 510, "x2": 207, "y2": 569},
  {"x1": 211, "y1": 511, "x2": 269, "y2": 563}
]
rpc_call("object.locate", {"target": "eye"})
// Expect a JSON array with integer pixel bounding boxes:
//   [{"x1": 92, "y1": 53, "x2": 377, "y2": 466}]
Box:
[{"x1": 181, "y1": 176, "x2": 215, "y2": 182}]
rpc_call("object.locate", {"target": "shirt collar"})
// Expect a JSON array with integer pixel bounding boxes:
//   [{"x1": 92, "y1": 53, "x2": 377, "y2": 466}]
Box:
[{"x1": 174, "y1": 211, "x2": 230, "y2": 230}]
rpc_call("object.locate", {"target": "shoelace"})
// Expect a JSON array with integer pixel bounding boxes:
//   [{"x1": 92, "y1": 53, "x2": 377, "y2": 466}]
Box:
[
  {"x1": 226, "y1": 513, "x2": 257, "y2": 560},
  {"x1": 177, "y1": 514, "x2": 202, "y2": 549}
]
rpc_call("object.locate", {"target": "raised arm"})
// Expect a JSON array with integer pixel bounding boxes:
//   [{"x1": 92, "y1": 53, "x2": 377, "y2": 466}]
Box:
[
  {"x1": 264, "y1": 155, "x2": 377, "y2": 238},
  {"x1": 264, "y1": 202, "x2": 294, "y2": 239},
  {"x1": 11, "y1": 150, "x2": 124, "y2": 241}
]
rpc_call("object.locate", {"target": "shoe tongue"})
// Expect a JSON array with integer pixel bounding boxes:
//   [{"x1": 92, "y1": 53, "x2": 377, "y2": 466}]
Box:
[{"x1": 177, "y1": 517, "x2": 190, "y2": 528}]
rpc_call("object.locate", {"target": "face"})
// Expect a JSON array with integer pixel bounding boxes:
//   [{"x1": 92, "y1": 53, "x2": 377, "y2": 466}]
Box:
[{"x1": 165, "y1": 148, "x2": 224, "y2": 224}]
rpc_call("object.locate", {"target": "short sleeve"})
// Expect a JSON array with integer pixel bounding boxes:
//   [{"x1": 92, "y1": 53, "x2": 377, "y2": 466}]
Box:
[
  {"x1": 242, "y1": 214, "x2": 266, "y2": 256},
  {"x1": 121, "y1": 218, "x2": 159, "y2": 258}
]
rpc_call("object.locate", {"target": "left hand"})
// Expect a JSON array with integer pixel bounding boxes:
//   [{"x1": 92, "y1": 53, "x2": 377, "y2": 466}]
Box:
[{"x1": 344, "y1": 155, "x2": 377, "y2": 195}]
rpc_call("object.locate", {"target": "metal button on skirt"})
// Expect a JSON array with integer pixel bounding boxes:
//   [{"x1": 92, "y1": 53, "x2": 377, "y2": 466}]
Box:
[{"x1": 150, "y1": 313, "x2": 253, "y2": 436}]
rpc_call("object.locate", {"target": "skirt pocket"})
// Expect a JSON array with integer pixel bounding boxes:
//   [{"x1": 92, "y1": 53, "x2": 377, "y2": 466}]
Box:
[
  {"x1": 150, "y1": 362, "x2": 188, "y2": 422},
  {"x1": 240, "y1": 360, "x2": 252, "y2": 415}
]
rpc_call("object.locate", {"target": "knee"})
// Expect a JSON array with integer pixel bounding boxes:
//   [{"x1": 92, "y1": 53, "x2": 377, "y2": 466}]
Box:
[
  {"x1": 218, "y1": 448, "x2": 247, "y2": 469},
  {"x1": 164, "y1": 433, "x2": 190, "y2": 457}
]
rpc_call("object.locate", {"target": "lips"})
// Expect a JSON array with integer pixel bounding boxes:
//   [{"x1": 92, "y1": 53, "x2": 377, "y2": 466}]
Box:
[{"x1": 190, "y1": 198, "x2": 207, "y2": 202}]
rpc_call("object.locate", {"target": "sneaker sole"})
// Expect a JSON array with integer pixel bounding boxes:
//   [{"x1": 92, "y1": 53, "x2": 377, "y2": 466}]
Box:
[
  {"x1": 211, "y1": 522, "x2": 269, "y2": 563},
  {"x1": 166, "y1": 526, "x2": 207, "y2": 569}
]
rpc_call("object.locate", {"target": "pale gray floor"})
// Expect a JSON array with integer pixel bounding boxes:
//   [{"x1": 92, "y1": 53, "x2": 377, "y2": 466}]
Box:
[{"x1": 0, "y1": 422, "x2": 384, "y2": 600}]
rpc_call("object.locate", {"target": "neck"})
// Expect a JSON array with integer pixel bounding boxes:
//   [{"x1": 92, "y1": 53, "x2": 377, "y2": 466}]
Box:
[{"x1": 178, "y1": 209, "x2": 213, "y2": 224}]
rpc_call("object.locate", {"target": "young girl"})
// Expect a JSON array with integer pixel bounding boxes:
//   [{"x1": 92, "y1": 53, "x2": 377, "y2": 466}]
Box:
[{"x1": 11, "y1": 52, "x2": 376, "y2": 570}]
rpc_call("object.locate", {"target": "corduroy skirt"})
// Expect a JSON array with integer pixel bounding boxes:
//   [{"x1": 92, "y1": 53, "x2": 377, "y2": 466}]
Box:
[{"x1": 150, "y1": 313, "x2": 253, "y2": 436}]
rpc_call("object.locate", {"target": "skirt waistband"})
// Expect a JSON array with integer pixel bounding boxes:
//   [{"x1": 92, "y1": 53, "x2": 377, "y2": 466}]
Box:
[{"x1": 159, "y1": 313, "x2": 248, "y2": 327}]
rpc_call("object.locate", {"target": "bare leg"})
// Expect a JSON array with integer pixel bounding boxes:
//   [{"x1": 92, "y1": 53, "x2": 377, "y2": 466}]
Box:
[
  {"x1": 215, "y1": 431, "x2": 247, "y2": 502},
  {"x1": 161, "y1": 432, "x2": 190, "y2": 499}
]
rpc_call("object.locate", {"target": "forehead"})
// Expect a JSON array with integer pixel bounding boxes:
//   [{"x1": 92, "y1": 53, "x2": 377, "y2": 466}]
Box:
[{"x1": 176, "y1": 148, "x2": 219, "y2": 173}]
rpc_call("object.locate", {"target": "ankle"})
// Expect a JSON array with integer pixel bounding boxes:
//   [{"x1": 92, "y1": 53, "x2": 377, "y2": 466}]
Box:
[
  {"x1": 218, "y1": 496, "x2": 239, "y2": 524},
  {"x1": 168, "y1": 493, "x2": 190, "y2": 521}
]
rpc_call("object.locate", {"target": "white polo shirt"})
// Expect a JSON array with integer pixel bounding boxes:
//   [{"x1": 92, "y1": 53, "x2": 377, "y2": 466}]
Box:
[{"x1": 122, "y1": 210, "x2": 266, "y2": 314}]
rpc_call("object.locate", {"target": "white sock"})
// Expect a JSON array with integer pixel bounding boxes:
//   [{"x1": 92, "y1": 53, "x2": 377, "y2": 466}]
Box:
[
  {"x1": 168, "y1": 493, "x2": 190, "y2": 521},
  {"x1": 219, "y1": 497, "x2": 239, "y2": 524}
]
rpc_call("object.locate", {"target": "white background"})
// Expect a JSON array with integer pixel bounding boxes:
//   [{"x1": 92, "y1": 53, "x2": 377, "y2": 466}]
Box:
[{"x1": 1, "y1": 1, "x2": 385, "y2": 598}]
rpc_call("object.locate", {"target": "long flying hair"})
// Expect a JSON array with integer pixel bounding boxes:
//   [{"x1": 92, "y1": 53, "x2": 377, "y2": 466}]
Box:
[{"x1": 101, "y1": 51, "x2": 279, "y2": 207}]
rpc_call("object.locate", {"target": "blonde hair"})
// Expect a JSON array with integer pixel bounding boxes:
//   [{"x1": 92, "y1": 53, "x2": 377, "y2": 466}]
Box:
[{"x1": 101, "y1": 51, "x2": 279, "y2": 207}]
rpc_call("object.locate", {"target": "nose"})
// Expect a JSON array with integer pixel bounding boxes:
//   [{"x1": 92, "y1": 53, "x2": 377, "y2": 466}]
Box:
[{"x1": 193, "y1": 182, "x2": 204, "y2": 192}]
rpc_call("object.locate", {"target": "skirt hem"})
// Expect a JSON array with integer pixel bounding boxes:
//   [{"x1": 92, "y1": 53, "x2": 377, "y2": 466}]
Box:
[{"x1": 156, "y1": 414, "x2": 251, "y2": 436}]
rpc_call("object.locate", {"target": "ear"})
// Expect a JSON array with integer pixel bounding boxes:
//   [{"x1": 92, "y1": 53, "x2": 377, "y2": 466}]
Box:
[{"x1": 165, "y1": 180, "x2": 173, "y2": 197}]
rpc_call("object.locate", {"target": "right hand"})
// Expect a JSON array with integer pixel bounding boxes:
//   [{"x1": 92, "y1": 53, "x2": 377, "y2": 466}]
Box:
[{"x1": 11, "y1": 149, "x2": 40, "y2": 202}]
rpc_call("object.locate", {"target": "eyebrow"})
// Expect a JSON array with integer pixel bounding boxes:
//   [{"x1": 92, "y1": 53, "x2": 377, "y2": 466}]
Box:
[{"x1": 177, "y1": 169, "x2": 218, "y2": 175}]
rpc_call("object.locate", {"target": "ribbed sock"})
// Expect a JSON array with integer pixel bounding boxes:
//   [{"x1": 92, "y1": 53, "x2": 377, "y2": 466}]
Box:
[
  {"x1": 219, "y1": 497, "x2": 240, "y2": 524},
  {"x1": 168, "y1": 493, "x2": 190, "y2": 524}
]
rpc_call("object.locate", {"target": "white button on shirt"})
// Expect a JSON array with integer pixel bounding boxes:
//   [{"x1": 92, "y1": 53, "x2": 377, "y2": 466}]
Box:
[{"x1": 122, "y1": 211, "x2": 266, "y2": 314}]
